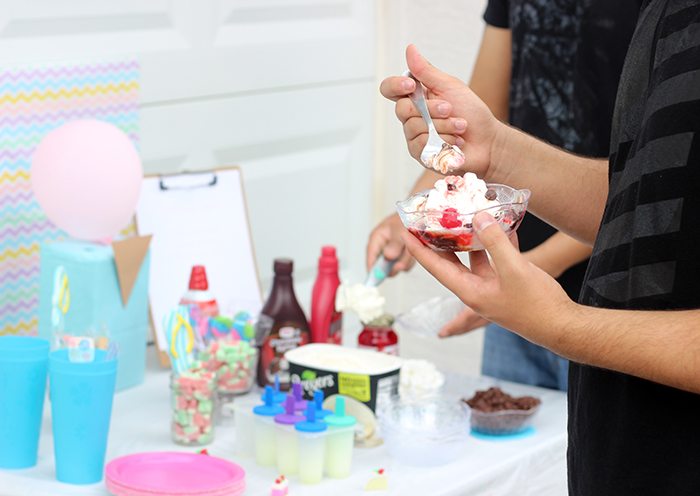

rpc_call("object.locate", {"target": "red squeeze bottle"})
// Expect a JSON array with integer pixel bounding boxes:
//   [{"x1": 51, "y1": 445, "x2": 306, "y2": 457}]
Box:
[
  {"x1": 180, "y1": 265, "x2": 219, "y2": 318},
  {"x1": 310, "y1": 246, "x2": 343, "y2": 344}
]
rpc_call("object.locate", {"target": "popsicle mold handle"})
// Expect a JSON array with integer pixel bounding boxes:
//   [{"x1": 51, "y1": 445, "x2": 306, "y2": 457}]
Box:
[
  {"x1": 285, "y1": 395, "x2": 295, "y2": 415},
  {"x1": 336, "y1": 396, "x2": 346, "y2": 417}
]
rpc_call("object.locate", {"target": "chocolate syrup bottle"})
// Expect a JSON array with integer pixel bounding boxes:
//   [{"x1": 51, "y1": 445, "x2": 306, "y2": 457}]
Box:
[{"x1": 256, "y1": 259, "x2": 310, "y2": 389}]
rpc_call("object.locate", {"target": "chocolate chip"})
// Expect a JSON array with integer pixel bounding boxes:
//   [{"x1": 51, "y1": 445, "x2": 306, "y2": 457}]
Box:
[
  {"x1": 447, "y1": 183, "x2": 456, "y2": 191},
  {"x1": 463, "y1": 222, "x2": 472, "y2": 229},
  {"x1": 485, "y1": 189, "x2": 497, "y2": 201}
]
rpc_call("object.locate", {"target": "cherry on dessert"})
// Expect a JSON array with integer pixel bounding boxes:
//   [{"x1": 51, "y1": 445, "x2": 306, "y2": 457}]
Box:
[{"x1": 439, "y1": 208, "x2": 461, "y2": 229}]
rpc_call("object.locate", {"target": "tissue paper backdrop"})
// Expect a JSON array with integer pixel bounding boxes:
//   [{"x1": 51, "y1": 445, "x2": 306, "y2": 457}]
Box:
[{"x1": 0, "y1": 61, "x2": 139, "y2": 335}]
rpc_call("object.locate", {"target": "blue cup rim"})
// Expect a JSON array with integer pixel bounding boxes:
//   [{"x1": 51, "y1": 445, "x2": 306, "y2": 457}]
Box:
[
  {"x1": 0, "y1": 336, "x2": 49, "y2": 362},
  {"x1": 49, "y1": 349, "x2": 117, "y2": 376}
]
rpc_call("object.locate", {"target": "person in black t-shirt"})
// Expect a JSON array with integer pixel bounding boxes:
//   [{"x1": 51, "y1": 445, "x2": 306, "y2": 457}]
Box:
[
  {"x1": 380, "y1": 0, "x2": 700, "y2": 493},
  {"x1": 367, "y1": 0, "x2": 640, "y2": 392}
]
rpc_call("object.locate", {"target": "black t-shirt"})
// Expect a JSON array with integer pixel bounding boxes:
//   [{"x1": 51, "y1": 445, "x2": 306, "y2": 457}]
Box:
[
  {"x1": 570, "y1": 0, "x2": 700, "y2": 494},
  {"x1": 483, "y1": 0, "x2": 641, "y2": 299}
]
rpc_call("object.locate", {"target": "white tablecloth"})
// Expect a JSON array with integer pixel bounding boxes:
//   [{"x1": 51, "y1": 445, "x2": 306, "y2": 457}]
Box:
[{"x1": 0, "y1": 366, "x2": 568, "y2": 496}]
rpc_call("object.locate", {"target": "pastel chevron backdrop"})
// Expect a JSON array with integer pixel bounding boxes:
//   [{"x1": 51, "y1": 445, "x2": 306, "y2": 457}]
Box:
[{"x1": 0, "y1": 60, "x2": 139, "y2": 336}]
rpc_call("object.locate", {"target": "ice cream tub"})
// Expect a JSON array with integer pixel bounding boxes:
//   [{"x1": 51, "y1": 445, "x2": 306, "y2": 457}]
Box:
[{"x1": 286, "y1": 344, "x2": 401, "y2": 413}]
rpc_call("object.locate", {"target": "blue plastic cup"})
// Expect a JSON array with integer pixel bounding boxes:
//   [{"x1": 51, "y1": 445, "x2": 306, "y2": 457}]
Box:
[
  {"x1": 0, "y1": 336, "x2": 50, "y2": 468},
  {"x1": 49, "y1": 349, "x2": 117, "y2": 484}
]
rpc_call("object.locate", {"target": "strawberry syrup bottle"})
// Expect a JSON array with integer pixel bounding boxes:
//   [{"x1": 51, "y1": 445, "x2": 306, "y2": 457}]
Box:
[
  {"x1": 310, "y1": 246, "x2": 343, "y2": 344},
  {"x1": 357, "y1": 315, "x2": 398, "y2": 355}
]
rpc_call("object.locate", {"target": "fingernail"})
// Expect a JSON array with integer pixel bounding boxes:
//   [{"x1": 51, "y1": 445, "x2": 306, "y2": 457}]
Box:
[
  {"x1": 454, "y1": 119, "x2": 467, "y2": 131},
  {"x1": 402, "y1": 79, "x2": 415, "y2": 91},
  {"x1": 437, "y1": 103, "x2": 450, "y2": 116},
  {"x1": 474, "y1": 212, "x2": 496, "y2": 232},
  {"x1": 456, "y1": 137, "x2": 465, "y2": 147}
]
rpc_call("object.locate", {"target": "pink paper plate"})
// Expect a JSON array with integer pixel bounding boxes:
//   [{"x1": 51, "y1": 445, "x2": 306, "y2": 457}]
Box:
[{"x1": 106, "y1": 452, "x2": 246, "y2": 496}]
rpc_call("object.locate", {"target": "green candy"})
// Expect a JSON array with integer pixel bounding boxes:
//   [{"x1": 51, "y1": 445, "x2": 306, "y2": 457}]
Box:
[{"x1": 198, "y1": 400, "x2": 213, "y2": 414}]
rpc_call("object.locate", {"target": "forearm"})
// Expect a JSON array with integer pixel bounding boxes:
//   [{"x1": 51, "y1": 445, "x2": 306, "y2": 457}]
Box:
[
  {"x1": 524, "y1": 231, "x2": 593, "y2": 278},
  {"x1": 488, "y1": 125, "x2": 609, "y2": 244},
  {"x1": 537, "y1": 305, "x2": 700, "y2": 394}
]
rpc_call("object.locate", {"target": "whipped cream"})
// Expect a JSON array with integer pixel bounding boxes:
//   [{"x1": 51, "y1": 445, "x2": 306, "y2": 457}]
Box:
[
  {"x1": 426, "y1": 173, "x2": 497, "y2": 212},
  {"x1": 335, "y1": 283, "x2": 386, "y2": 324},
  {"x1": 399, "y1": 359, "x2": 445, "y2": 403},
  {"x1": 425, "y1": 142, "x2": 465, "y2": 174}
]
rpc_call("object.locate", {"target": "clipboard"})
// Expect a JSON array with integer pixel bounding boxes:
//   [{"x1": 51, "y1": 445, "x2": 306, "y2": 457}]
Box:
[{"x1": 135, "y1": 166, "x2": 263, "y2": 366}]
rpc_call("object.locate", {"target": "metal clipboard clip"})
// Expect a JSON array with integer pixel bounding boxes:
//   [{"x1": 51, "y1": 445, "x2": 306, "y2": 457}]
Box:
[{"x1": 159, "y1": 171, "x2": 218, "y2": 191}]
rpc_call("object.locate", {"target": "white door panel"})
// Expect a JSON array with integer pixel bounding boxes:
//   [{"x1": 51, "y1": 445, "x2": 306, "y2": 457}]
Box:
[
  {"x1": 139, "y1": 81, "x2": 374, "y2": 306},
  {"x1": 0, "y1": 0, "x2": 376, "y2": 309},
  {"x1": 0, "y1": 1, "x2": 375, "y2": 102}
]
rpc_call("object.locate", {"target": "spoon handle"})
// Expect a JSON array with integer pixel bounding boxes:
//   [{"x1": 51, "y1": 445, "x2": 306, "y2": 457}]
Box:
[{"x1": 403, "y1": 71, "x2": 438, "y2": 135}]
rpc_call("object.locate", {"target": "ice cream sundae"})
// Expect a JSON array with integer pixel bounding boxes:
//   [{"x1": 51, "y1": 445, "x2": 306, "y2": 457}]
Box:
[{"x1": 396, "y1": 172, "x2": 530, "y2": 252}]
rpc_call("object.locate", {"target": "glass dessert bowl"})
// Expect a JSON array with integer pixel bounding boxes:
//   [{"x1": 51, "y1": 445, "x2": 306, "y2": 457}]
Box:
[{"x1": 396, "y1": 183, "x2": 531, "y2": 252}]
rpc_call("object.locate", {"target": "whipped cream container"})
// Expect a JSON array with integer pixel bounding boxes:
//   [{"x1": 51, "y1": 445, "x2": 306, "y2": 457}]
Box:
[
  {"x1": 253, "y1": 386, "x2": 284, "y2": 466},
  {"x1": 295, "y1": 403, "x2": 327, "y2": 485},
  {"x1": 274, "y1": 395, "x2": 304, "y2": 475},
  {"x1": 324, "y1": 396, "x2": 357, "y2": 479},
  {"x1": 286, "y1": 344, "x2": 401, "y2": 413}
]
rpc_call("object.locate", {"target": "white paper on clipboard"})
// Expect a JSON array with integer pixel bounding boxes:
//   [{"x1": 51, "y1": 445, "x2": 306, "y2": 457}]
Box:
[{"x1": 135, "y1": 168, "x2": 263, "y2": 357}]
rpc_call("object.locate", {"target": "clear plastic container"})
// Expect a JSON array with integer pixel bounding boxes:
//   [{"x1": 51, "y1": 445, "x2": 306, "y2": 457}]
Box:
[
  {"x1": 253, "y1": 386, "x2": 285, "y2": 466},
  {"x1": 470, "y1": 405, "x2": 540, "y2": 435},
  {"x1": 396, "y1": 184, "x2": 530, "y2": 252},
  {"x1": 378, "y1": 398, "x2": 470, "y2": 466},
  {"x1": 254, "y1": 416, "x2": 277, "y2": 466},
  {"x1": 297, "y1": 431, "x2": 326, "y2": 484},
  {"x1": 324, "y1": 397, "x2": 356, "y2": 479},
  {"x1": 395, "y1": 295, "x2": 465, "y2": 339},
  {"x1": 170, "y1": 372, "x2": 216, "y2": 446}
]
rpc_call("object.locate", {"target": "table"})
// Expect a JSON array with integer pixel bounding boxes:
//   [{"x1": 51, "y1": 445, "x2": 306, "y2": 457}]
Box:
[{"x1": 0, "y1": 366, "x2": 568, "y2": 496}]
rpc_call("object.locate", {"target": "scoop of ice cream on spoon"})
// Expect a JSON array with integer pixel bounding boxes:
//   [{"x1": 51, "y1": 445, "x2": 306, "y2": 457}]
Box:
[{"x1": 403, "y1": 71, "x2": 466, "y2": 174}]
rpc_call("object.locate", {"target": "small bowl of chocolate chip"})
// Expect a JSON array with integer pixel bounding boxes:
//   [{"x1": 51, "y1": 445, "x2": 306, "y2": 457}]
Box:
[{"x1": 463, "y1": 387, "x2": 541, "y2": 436}]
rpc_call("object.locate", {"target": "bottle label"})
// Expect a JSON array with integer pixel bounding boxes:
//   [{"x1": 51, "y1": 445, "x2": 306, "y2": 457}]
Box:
[
  {"x1": 327, "y1": 311, "x2": 343, "y2": 345},
  {"x1": 260, "y1": 320, "x2": 309, "y2": 386}
]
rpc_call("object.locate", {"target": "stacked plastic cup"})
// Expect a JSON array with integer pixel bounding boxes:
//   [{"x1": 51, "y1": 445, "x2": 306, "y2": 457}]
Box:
[
  {"x1": 295, "y1": 403, "x2": 327, "y2": 484},
  {"x1": 0, "y1": 336, "x2": 50, "y2": 469},
  {"x1": 274, "y1": 395, "x2": 304, "y2": 475},
  {"x1": 49, "y1": 348, "x2": 117, "y2": 484},
  {"x1": 324, "y1": 396, "x2": 357, "y2": 478},
  {"x1": 253, "y1": 386, "x2": 284, "y2": 466}
]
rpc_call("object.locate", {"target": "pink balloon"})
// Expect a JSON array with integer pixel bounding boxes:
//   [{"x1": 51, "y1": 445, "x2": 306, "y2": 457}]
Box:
[{"x1": 31, "y1": 119, "x2": 142, "y2": 241}]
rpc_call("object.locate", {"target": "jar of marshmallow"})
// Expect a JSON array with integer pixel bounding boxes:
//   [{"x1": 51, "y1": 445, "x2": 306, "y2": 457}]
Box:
[{"x1": 170, "y1": 369, "x2": 217, "y2": 446}]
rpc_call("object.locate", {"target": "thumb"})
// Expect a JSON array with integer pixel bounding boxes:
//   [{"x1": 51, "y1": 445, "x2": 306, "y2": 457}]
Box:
[
  {"x1": 473, "y1": 212, "x2": 522, "y2": 277},
  {"x1": 406, "y1": 44, "x2": 455, "y2": 93}
]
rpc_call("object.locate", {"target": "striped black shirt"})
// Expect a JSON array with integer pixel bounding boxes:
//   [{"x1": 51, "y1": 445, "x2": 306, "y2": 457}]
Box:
[{"x1": 570, "y1": 1, "x2": 700, "y2": 494}]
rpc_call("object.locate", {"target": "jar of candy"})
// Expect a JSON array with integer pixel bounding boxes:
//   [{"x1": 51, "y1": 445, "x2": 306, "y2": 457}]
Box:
[
  {"x1": 198, "y1": 339, "x2": 258, "y2": 395},
  {"x1": 170, "y1": 369, "x2": 216, "y2": 446},
  {"x1": 197, "y1": 339, "x2": 258, "y2": 426},
  {"x1": 357, "y1": 314, "x2": 398, "y2": 355}
]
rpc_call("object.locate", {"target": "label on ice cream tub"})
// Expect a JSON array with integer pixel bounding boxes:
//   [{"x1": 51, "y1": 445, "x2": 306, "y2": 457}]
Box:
[{"x1": 286, "y1": 344, "x2": 401, "y2": 412}]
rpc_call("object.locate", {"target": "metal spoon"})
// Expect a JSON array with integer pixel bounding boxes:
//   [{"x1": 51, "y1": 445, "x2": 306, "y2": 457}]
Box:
[{"x1": 403, "y1": 70, "x2": 465, "y2": 174}]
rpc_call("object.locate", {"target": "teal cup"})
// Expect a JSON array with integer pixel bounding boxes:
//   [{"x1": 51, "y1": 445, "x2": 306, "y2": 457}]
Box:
[
  {"x1": 0, "y1": 336, "x2": 50, "y2": 469},
  {"x1": 49, "y1": 349, "x2": 117, "y2": 484}
]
